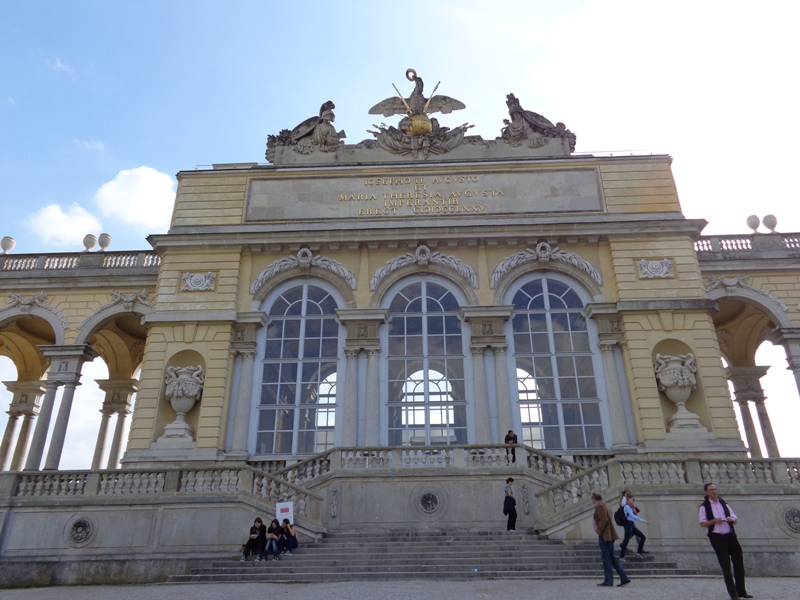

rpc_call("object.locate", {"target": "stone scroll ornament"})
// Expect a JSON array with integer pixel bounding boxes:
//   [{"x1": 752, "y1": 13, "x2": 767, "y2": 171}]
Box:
[
  {"x1": 370, "y1": 244, "x2": 478, "y2": 291},
  {"x1": 500, "y1": 93, "x2": 576, "y2": 153},
  {"x1": 164, "y1": 365, "x2": 205, "y2": 437},
  {"x1": 653, "y1": 353, "x2": 707, "y2": 432},
  {"x1": 0, "y1": 291, "x2": 69, "y2": 330},
  {"x1": 250, "y1": 248, "x2": 357, "y2": 295},
  {"x1": 364, "y1": 69, "x2": 474, "y2": 160},
  {"x1": 266, "y1": 101, "x2": 346, "y2": 161},
  {"x1": 490, "y1": 242, "x2": 602, "y2": 289}
]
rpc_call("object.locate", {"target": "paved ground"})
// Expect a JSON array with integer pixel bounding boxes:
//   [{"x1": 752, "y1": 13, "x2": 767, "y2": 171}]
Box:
[{"x1": 0, "y1": 578, "x2": 798, "y2": 600}]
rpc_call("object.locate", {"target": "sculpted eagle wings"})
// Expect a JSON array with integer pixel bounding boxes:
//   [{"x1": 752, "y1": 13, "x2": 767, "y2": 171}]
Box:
[{"x1": 368, "y1": 94, "x2": 466, "y2": 117}]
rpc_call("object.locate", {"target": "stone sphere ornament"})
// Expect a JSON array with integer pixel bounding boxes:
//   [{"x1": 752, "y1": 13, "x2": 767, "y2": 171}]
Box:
[
  {"x1": 0, "y1": 236, "x2": 15, "y2": 254},
  {"x1": 762, "y1": 214, "x2": 778, "y2": 232},
  {"x1": 98, "y1": 233, "x2": 112, "y2": 251},
  {"x1": 746, "y1": 215, "x2": 760, "y2": 232},
  {"x1": 83, "y1": 234, "x2": 97, "y2": 252}
]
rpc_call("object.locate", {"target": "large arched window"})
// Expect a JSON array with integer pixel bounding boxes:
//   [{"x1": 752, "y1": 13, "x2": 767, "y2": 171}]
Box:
[
  {"x1": 386, "y1": 281, "x2": 467, "y2": 446},
  {"x1": 510, "y1": 276, "x2": 605, "y2": 451},
  {"x1": 256, "y1": 283, "x2": 340, "y2": 455}
]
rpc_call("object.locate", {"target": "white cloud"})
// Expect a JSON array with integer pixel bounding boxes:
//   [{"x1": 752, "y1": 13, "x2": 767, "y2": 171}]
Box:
[
  {"x1": 47, "y1": 57, "x2": 75, "y2": 79},
  {"x1": 26, "y1": 203, "x2": 102, "y2": 248},
  {"x1": 94, "y1": 166, "x2": 176, "y2": 232},
  {"x1": 73, "y1": 139, "x2": 106, "y2": 151}
]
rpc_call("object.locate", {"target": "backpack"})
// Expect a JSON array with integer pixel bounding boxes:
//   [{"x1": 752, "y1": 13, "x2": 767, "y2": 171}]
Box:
[{"x1": 614, "y1": 505, "x2": 626, "y2": 526}]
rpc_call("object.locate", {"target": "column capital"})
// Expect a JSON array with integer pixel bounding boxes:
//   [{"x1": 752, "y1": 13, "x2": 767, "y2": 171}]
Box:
[
  {"x1": 2, "y1": 380, "x2": 47, "y2": 416},
  {"x1": 95, "y1": 378, "x2": 139, "y2": 413},
  {"x1": 583, "y1": 303, "x2": 624, "y2": 345},
  {"x1": 336, "y1": 308, "x2": 389, "y2": 352},
  {"x1": 724, "y1": 365, "x2": 769, "y2": 402},
  {"x1": 461, "y1": 305, "x2": 514, "y2": 349},
  {"x1": 38, "y1": 344, "x2": 100, "y2": 383}
]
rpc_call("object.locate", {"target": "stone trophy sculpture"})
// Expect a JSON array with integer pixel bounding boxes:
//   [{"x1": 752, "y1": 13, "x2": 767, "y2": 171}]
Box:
[
  {"x1": 366, "y1": 68, "x2": 473, "y2": 159},
  {"x1": 266, "y1": 101, "x2": 345, "y2": 160},
  {"x1": 162, "y1": 365, "x2": 205, "y2": 439},
  {"x1": 653, "y1": 353, "x2": 708, "y2": 432},
  {"x1": 500, "y1": 93, "x2": 576, "y2": 152}
]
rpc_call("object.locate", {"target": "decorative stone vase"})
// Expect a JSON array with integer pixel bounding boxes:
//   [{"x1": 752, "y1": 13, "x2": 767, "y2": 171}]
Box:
[
  {"x1": 98, "y1": 233, "x2": 112, "y2": 251},
  {"x1": 1, "y1": 236, "x2": 15, "y2": 254},
  {"x1": 163, "y1": 365, "x2": 205, "y2": 438},
  {"x1": 653, "y1": 353, "x2": 707, "y2": 432},
  {"x1": 83, "y1": 234, "x2": 97, "y2": 252}
]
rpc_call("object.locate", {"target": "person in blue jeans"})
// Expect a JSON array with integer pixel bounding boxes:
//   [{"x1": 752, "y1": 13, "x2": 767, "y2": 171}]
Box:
[
  {"x1": 619, "y1": 492, "x2": 649, "y2": 561},
  {"x1": 592, "y1": 491, "x2": 630, "y2": 587},
  {"x1": 264, "y1": 518, "x2": 284, "y2": 561}
]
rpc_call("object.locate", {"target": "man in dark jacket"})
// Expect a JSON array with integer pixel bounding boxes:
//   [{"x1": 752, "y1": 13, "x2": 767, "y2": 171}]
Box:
[
  {"x1": 592, "y1": 492, "x2": 630, "y2": 587},
  {"x1": 699, "y1": 483, "x2": 752, "y2": 600}
]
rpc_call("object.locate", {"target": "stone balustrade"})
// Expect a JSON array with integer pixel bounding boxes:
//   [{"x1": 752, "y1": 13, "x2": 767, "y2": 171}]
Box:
[
  {"x1": 0, "y1": 251, "x2": 161, "y2": 274},
  {"x1": 536, "y1": 457, "x2": 800, "y2": 525},
  {"x1": 694, "y1": 232, "x2": 800, "y2": 253}
]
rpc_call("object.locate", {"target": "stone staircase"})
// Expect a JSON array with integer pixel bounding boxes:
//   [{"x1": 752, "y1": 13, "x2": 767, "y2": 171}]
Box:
[{"x1": 168, "y1": 531, "x2": 699, "y2": 583}]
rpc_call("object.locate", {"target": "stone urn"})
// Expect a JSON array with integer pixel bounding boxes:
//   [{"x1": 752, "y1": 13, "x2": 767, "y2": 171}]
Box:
[
  {"x1": 653, "y1": 353, "x2": 707, "y2": 432},
  {"x1": 163, "y1": 365, "x2": 204, "y2": 438}
]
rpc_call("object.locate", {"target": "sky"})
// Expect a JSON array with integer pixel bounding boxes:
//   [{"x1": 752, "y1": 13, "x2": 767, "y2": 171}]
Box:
[{"x1": 1, "y1": 0, "x2": 800, "y2": 467}]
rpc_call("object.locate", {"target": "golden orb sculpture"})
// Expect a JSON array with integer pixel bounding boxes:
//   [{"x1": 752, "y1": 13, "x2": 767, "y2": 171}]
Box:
[{"x1": 408, "y1": 114, "x2": 433, "y2": 136}]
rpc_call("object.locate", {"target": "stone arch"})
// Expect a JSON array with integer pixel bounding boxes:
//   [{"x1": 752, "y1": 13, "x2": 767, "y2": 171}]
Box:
[
  {"x1": 75, "y1": 301, "x2": 151, "y2": 378},
  {"x1": 249, "y1": 268, "x2": 356, "y2": 311},
  {"x1": 0, "y1": 307, "x2": 66, "y2": 346},
  {"x1": 491, "y1": 260, "x2": 604, "y2": 305},
  {"x1": 370, "y1": 263, "x2": 479, "y2": 309}
]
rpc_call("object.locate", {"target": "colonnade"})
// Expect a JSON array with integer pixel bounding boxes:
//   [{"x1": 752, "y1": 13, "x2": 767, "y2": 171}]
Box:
[{"x1": 0, "y1": 344, "x2": 138, "y2": 472}]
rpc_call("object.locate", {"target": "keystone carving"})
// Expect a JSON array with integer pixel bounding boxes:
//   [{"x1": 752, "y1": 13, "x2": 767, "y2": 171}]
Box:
[
  {"x1": 250, "y1": 249, "x2": 357, "y2": 295},
  {"x1": 370, "y1": 244, "x2": 478, "y2": 291},
  {"x1": 491, "y1": 242, "x2": 602, "y2": 289}
]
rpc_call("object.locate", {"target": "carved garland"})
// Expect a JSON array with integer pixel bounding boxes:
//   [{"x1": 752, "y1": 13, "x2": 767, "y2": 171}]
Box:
[
  {"x1": 490, "y1": 242, "x2": 602, "y2": 289},
  {"x1": 250, "y1": 249, "x2": 357, "y2": 295},
  {"x1": 77, "y1": 289, "x2": 152, "y2": 330},
  {"x1": 705, "y1": 275, "x2": 789, "y2": 312},
  {"x1": 637, "y1": 258, "x2": 674, "y2": 279},
  {"x1": 0, "y1": 292, "x2": 69, "y2": 330},
  {"x1": 370, "y1": 244, "x2": 478, "y2": 291}
]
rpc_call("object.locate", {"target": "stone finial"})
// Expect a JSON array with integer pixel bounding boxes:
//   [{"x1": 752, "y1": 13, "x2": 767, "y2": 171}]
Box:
[
  {"x1": 98, "y1": 233, "x2": 112, "y2": 251},
  {"x1": 0, "y1": 236, "x2": 15, "y2": 254},
  {"x1": 762, "y1": 214, "x2": 777, "y2": 233},
  {"x1": 746, "y1": 215, "x2": 760, "y2": 233}
]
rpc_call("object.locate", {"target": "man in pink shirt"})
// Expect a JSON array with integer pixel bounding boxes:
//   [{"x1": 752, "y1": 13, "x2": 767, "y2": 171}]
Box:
[{"x1": 699, "y1": 483, "x2": 752, "y2": 600}]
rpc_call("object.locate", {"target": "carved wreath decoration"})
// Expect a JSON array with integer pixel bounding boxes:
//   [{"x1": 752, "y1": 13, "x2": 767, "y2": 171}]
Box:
[
  {"x1": 250, "y1": 248, "x2": 356, "y2": 294},
  {"x1": 490, "y1": 242, "x2": 602, "y2": 289},
  {"x1": 370, "y1": 244, "x2": 478, "y2": 291}
]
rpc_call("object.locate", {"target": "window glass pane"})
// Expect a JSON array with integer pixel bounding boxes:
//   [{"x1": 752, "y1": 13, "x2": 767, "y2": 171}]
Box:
[
  {"x1": 584, "y1": 426, "x2": 605, "y2": 448},
  {"x1": 578, "y1": 378, "x2": 597, "y2": 398},
  {"x1": 581, "y1": 402, "x2": 602, "y2": 424},
  {"x1": 562, "y1": 403, "x2": 582, "y2": 425},
  {"x1": 571, "y1": 333, "x2": 591, "y2": 352},
  {"x1": 445, "y1": 335, "x2": 462, "y2": 354},
  {"x1": 541, "y1": 403, "x2": 559, "y2": 426},
  {"x1": 406, "y1": 336, "x2": 423, "y2": 356},
  {"x1": 428, "y1": 316, "x2": 444, "y2": 334},
  {"x1": 556, "y1": 356, "x2": 575, "y2": 376},
  {"x1": 258, "y1": 410, "x2": 276, "y2": 430},
  {"x1": 275, "y1": 432, "x2": 293, "y2": 454},
  {"x1": 282, "y1": 339, "x2": 300, "y2": 359},
  {"x1": 427, "y1": 335, "x2": 445, "y2": 355},
  {"x1": 260, "y1": 385, "x2": 278, "y2": 405},
  {"x1": 514, "y1": 334, "x2": 532, "y2": 354},
  {"x1": 444, "y1": 316, "x2": 461, "y2": 334},
  {"x1": 256, "y1": 432, "x2": 274, "y2": 454},
  {"x1": 553, "y1": 333, "x2": 572, "y2": 353},
  {"x1": 574, "y1": 355, "x2": 594, "y2": 376},
  {"x1": 559, "y1": 378, "x2": 578, "y2": 398},
  {"x1": 565, "y1": 426, "x2": 586, "y2": 449},
  {"x1": 305, "y1": 319, "x2": 321, "y2": 338},
  {"x1": 303, "y1": 338, "x2": 321, "y2": 358},
  {"x1": 531, "y1": 334, "x2": 550, "y2": 353},
  {"x1": 543, "y1": 427, "x2": 561, "y2": 449}
]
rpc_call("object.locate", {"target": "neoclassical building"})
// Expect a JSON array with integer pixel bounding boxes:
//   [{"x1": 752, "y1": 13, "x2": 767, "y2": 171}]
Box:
[{"x1": 1, "y1": 74, "x2": 799, "y2": 584}]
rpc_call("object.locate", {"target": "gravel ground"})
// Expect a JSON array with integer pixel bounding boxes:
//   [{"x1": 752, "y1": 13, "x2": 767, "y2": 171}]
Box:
[{"x1": 0, "y1": 577, "x2": 798, "y2": 600}]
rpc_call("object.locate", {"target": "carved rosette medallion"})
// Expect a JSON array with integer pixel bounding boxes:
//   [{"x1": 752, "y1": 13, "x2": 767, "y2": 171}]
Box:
[
  {"x1": 784, "y1": 508, "x2": 800, "y2": 533},
  {"x1": 420, "y1": 492, "x2": 440, "y2": 513},
  {"x1": 637, "y1": 258, "x2": 674, "y2": 279},
  {"x1": 64, "y1": 515, "x2": 97, "y2": 548},
  {"x1": 182, "y1": 272, "x2": 217, "y2": 291}
]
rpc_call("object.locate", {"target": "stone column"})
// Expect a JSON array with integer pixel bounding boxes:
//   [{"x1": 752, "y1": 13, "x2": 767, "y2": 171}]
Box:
[
  {"x1": 228, "y1": 313, "x2": 267, "y2": 458},
  {"x1": 584, "y1": 304, "x2": 635, "y2": 449},
  {"x1": 0, "y1": 414, "x2": 20, "y2": 471},
  {"x1": 24, "y1": 380, "x2": 61, "y2": 471},
  {"x1": 336, "y1": 309, "x2": 389, "y2": 447},
  {"x1": 364, "y1": 349, "x2": 381, "y2": 446},
  {"x1": 29, "y1": 344, "x2": 99, "y2": 471},
  {"x1": 767, "y1": 327, "x2": 800, "y2": 402},
  {"x1": 470, "y1": 346, "x2": 490, "y2": 443},
  {"x1": 342, "y1": 349, "x2": 359, "y2": 446},
  {"x1": 2, "y1": 381, "x2": 45, "y2": 471},
  {"x1": 493, "y1": 346, "x2": 513, "y2": 436},
  {"x1": 91, "y1": 409, "x2": 114, "y2": 470},
  {"x1": 461, "y1": 306, "x2": 514, "y2": 444},
  {"x1": 725, "y1": 365, "x2": 777, "y2": 457},
  {"x1": 93, "y1": 379, "x2": 139, "y2": 469}
]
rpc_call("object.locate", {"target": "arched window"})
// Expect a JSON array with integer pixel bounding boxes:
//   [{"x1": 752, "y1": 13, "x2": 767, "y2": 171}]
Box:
[
  {"x1": 386, "y1": 281, "x2": 467, "y2": 446},
  {"x1": 256, "y1": 283, "x2": 340, "y2": 455},
  {"x1": 510, "y1": 276, "x2": 605, "y2": 451}
]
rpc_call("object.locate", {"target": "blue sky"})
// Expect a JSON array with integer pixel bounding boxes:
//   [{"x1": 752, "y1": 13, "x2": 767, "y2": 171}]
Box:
[{"x1": 2, "y1": 1, "x2": 800, "y2": 466}]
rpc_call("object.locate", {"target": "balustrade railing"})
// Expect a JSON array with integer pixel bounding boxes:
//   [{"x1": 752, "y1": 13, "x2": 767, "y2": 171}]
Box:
[
  {"x1": 619, "y1": 460, "x2": 688, "y2": 485},
  {"x1": 16, "y1": 472, "x2": 90, "y2": 497},
  {"x1": 0, "y1": 251, "x2": 161, "y2": 273},
  {"x1": 99, "y1": 470, "x2": 166, "y2": 494},
  {"x1": 700, "y1": 459, "x2": 783, "y2": 485},
  {"x1": 178, "y1": 469, "x2": 244, "y2": 493},
  {"x1": 694, "y1": 233, "x2": 800, "y2": 253}
]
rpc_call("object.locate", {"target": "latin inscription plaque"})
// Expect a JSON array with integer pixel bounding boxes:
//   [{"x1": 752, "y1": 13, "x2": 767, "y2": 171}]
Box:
[{"x1": 245, "y1": 168, "x2": 602, "y2": 222}]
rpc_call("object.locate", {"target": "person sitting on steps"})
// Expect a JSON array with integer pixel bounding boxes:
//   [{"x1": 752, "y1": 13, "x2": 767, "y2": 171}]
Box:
[
  {"x1": 240, "y1": 517, "x2": 266, "y2": 562},
  {"x1": 265, "y1": 518, "x2": 284, "y2": 561}
]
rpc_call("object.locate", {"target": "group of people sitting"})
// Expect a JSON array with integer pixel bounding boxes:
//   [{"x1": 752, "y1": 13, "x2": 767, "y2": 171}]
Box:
[{"x1": 241, "y1": 517, "x2": 298, "y2": 562}]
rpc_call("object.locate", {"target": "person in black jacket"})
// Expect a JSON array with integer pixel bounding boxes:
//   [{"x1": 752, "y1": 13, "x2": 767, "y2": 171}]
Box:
[
  {"x1": 240, "y1": 517, "x2": 266, "y2": 561},
  {"x1": 503, "y1": 477, "x2": 517, "y2": 531},
  {"x1": 699, "y1": 483, "x2": 752, "y2": 600}
]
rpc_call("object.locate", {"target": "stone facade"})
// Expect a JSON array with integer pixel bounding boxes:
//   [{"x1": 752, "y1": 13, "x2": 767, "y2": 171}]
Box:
[{"x1": 2, "y1": 84, "x2": 800, "y2": 585}]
